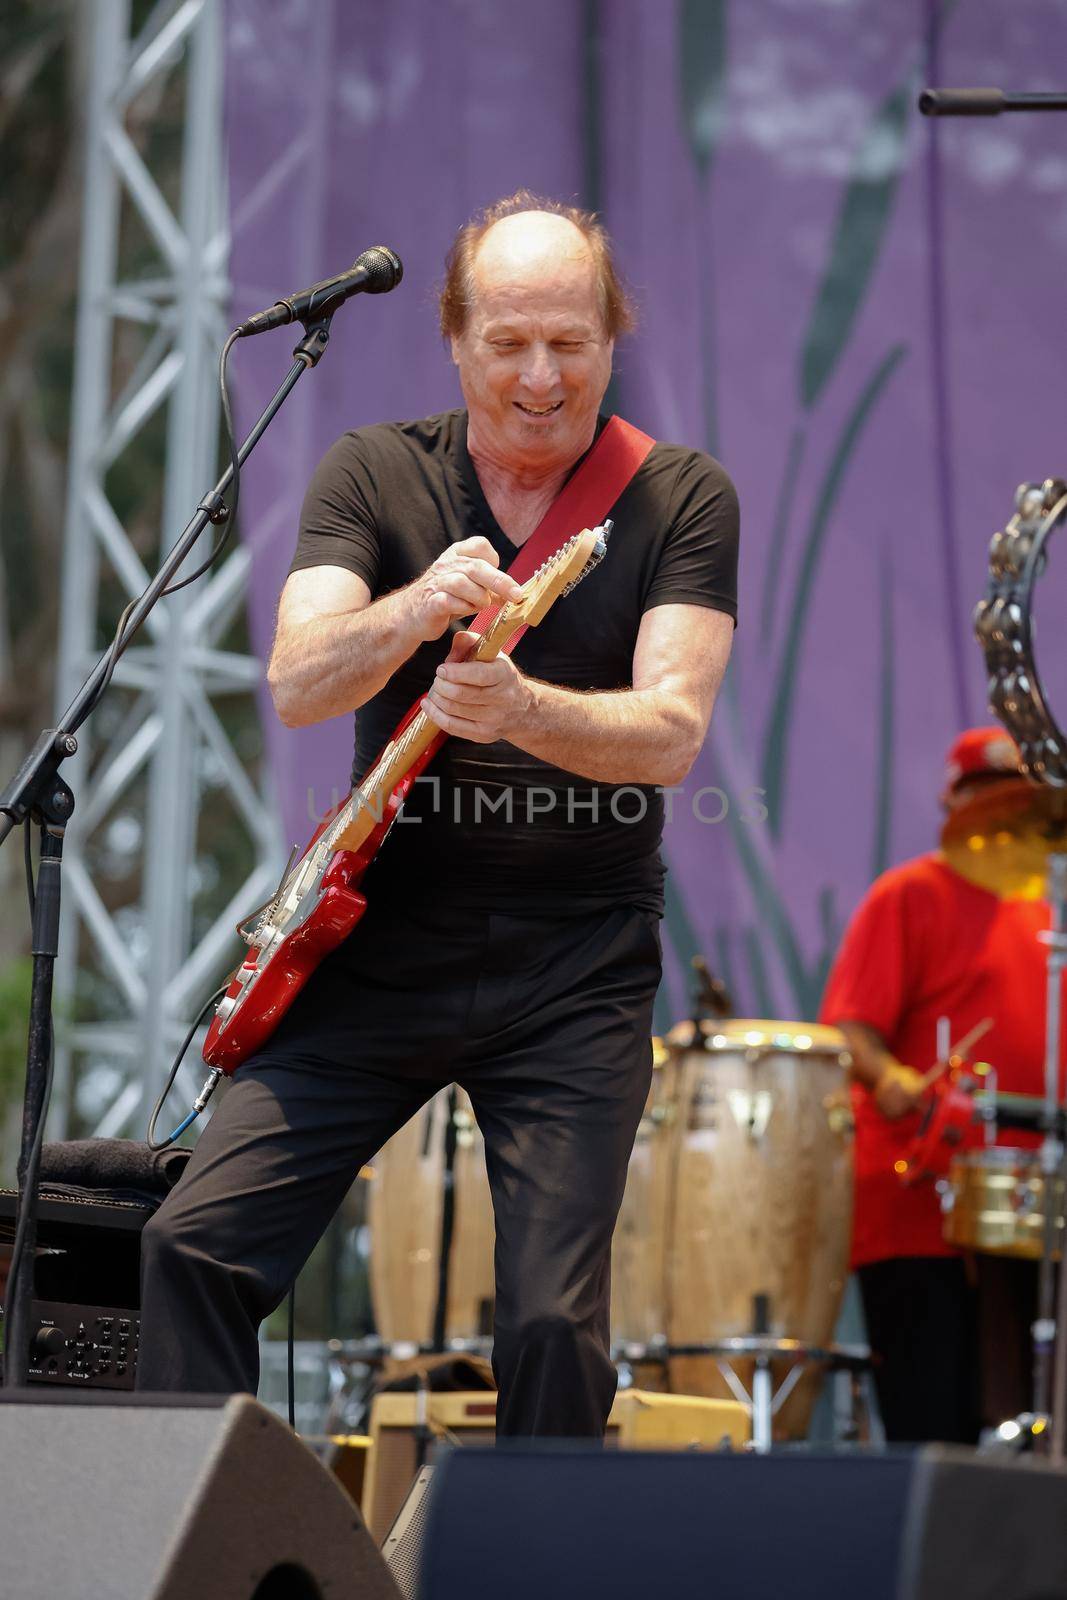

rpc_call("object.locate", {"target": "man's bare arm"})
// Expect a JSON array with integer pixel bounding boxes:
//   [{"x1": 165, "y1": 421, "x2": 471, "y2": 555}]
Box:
[
  {"x1": 425, "y1": 603, "x2": 734, "y2": 788},
  {"x1": 267, "y1": 538, "x2": 523, "y2": 727},
  {"x1": 837, "y1": 1021, "x2": 925, "y2": 1119}
]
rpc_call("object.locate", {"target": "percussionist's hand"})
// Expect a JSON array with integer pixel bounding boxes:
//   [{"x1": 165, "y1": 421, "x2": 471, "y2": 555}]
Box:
[
  {"x1": 409, "y1": 537, "x2": 524, "y2": 642},
  {"x1": 421, "y1": 630, "x2": 534, "y2": 743},
  {"x1": 874, "y1": 1062, "x2": 926, "y2": 1120}
]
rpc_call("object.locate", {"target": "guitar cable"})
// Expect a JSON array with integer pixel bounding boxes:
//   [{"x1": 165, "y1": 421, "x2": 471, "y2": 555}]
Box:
[{"x1": 146, "y1": 987, "x2": 227, "y2": 1151}]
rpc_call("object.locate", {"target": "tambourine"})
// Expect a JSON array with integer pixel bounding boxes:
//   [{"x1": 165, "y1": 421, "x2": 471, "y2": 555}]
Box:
[{"x1": 974, "y1": 477, "x2": 1067, "y2": 786}]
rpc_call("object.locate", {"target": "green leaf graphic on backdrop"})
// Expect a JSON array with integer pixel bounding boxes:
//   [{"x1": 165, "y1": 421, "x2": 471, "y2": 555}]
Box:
[
  {"x1": 656, "y1": 875, "x2": 704, "y2": 1032},
  {"x1": 800, "y1": 81, "x2": 911, "y2": 410},
  {"x1": 759, "y1": 424, "x2": 805, "y2": 638},
  {"x1": 725, "y1": 804, "x2": 813, "y2": 1014},
  {"x1": 713, "y1": 925, "x2": 739, "y2": 1011},
  {"x1": 742, "y1": 926, "x2": 774, "y2": 1017},
  {"x1": 762, "y1": 77, "x2": 911, "y2": 640},
  {"x1": 679, "y1": 0, "x2": 728, "y2": 457},
  {"x1": 679, "y1": 0, "x2": 728, "y2": 179},
  {"x1": 761, "y1": 342, "x2": 908, "y2": 836},
  {"x1": 810, "y1": 884, "x2": 844, "y2": 1009}
]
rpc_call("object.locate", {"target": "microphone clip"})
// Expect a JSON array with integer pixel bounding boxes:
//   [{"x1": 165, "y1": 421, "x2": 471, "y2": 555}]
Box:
[{"x1": 292, "y1": 318, "x2": 332, "y2": 369}]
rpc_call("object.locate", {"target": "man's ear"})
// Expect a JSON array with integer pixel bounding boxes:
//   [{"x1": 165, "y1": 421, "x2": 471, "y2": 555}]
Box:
[{"x1": 450, "y1": 335, "x2": 462, "y2": 367}]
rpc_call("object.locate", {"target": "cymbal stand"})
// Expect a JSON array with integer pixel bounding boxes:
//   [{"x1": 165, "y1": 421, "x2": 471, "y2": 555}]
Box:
[{"x1": 1040, "y1": 851, "x2": 1067, "y2": 1457}]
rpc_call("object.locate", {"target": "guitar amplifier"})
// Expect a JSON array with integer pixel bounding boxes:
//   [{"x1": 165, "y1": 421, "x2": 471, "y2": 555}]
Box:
[
  {"x1": 363, "y1": 1388, "x2": 750, "y2": 1542},
  {"x1": 0, "y1": 1188, "x2": 151, "y2": 1391}
]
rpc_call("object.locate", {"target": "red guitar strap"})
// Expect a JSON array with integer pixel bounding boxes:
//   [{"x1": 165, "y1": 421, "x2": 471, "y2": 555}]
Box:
[
  {"x1": 392, "y1": 414, "x2": 656, "y2": 754},
  {"x1": 471, "y1": 412, "x2": 656, "y2": 640}
]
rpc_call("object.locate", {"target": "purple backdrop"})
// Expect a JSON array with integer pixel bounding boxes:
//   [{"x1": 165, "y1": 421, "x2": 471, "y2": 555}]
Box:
[{"x1": 224, "y1": 0, "x2": 1067, "y2": 1028}]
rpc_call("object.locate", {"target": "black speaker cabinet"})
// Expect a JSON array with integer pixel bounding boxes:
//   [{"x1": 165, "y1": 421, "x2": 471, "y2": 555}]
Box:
[
  {"x1": 0, "y1": 1392, "x2": 399, "y2": 1599},
  {"x1": 419, "y1": 1445, "x2": 1067, "y2": 1600}
]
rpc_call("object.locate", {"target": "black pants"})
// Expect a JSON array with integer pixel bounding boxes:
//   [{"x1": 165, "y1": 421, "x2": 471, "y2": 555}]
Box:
[
  {"x1": 858, "y1": 1254, "x2": 1039, "y2": 1444},
  {"x1": 137, "y1": 893, "x2": 659, "y2": 1437}
]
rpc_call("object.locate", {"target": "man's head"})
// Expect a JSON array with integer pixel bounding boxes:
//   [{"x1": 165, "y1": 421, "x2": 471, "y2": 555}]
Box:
[
  {"x1": 940, "y1": 725, "x2": 1025, "y2": 812},
  {"x1": 440, "y1": 192, "x2": 633, "y2": 472}
]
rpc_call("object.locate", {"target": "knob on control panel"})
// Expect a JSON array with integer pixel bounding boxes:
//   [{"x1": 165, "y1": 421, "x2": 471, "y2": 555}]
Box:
[
  {"x1": 26, "y1": 1300, "x2": 139, "y2": 1389},
  {"x1": 31, "y1": 1325, "x2": 67, "y2": 1360}
]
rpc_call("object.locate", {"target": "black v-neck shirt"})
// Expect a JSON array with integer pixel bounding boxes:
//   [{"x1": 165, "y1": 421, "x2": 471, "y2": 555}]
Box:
[{"x1": 291, "y1": 410, "x2": 739, "y2": 916}]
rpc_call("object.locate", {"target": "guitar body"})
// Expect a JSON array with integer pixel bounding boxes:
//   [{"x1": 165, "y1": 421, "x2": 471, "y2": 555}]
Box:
[
  {"x1": 201, "y1": 522, "x2": 609, "y2": 1075},
  {"x1": 203, "y1": 778, "x2": 415, "y2": 1072}
]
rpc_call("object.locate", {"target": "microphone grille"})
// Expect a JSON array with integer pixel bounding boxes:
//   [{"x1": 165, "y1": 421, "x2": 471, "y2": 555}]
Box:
[{"x1": 356, "y1": 245, "x2": 404, "y2": 293}]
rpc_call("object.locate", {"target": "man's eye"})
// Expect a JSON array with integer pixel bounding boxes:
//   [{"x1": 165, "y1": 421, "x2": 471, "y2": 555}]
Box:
[
  {"x1": 492, "y1": 340, "x2": 520, "y2": 350},
  {"x1": 554, "y1": 341, "x2": 584, "y2": 352}
]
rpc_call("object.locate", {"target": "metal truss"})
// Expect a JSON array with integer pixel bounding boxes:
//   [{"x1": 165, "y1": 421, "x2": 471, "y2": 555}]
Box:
[{"x1": 53, "y1": 0, "x2": 283, "y2": 1137}]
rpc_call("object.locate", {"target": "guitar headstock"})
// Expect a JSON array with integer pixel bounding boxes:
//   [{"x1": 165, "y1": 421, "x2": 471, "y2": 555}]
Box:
[{"x1": 479, "y1": 522, "x2": 610, "y2": 653}]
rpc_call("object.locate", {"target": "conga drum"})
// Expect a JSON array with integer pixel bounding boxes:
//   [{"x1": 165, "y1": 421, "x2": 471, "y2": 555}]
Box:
[
  {"x1": 369, "y1": 1087, "x2": 495, "y2": 1344},
  {"x1": 611, "y1": 1039, "x2": 676, "y2": 1373},
  {"x1": 665, "y1": 1019, "x2": 853, "y2": 1437}
]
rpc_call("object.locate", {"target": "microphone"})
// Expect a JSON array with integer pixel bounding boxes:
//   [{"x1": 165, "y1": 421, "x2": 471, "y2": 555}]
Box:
[{"x1": 236, "y1": 245, "x2": 403, "y2": 337}]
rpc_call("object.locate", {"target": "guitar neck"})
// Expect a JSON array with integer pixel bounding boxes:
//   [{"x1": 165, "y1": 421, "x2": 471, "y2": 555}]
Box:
[{"x1": 331, "y1": 625, "x2": 512, "y2": 854}]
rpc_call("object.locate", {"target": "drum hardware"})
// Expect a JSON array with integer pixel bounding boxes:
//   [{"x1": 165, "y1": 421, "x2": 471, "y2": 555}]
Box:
[
  {"x1": 368, "y1": 1088, "x2": 495, "y2": 1351},
  {"x1": 690, "y1": 954, "x2": 733, "y2": 1020},
  {"x1": 321, "y1": 1335, "x2": 496, "y2": 1435},
  {"x1": 726, "y1": 1089, "x2": 772, "y2": 1141},
  {"x1": 664, "y1": 1336, "x2": 873, "y2": 1454}
]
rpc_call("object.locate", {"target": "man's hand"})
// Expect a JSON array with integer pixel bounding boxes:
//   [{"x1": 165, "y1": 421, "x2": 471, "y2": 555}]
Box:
[
  {"x1": 408, "y1": 537, "x2": 524, "y2": 642},
  {"x1": 874, "y1": 1062, "x2": 926, "y2": 1120},
  {"x1": 421, "y1": 631, "x2": 534, "y2": 742}
]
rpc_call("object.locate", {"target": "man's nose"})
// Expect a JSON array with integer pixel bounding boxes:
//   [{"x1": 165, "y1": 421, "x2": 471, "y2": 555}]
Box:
[{"x1": 519, "y1": 343, "x2": 559, "y2": 392}]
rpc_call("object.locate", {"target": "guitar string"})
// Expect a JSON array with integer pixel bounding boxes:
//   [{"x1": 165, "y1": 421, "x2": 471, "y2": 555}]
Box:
[
  {"x1": 256, "y1": 537, "x2": 595, "y2": 936},
  {"x1": 298, "y1": 535, "x2": 587, "y2": 862}
]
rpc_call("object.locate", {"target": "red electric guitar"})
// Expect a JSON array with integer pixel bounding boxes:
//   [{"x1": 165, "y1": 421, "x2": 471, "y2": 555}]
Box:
[{"x1": 202, "y1": 524, "x2": 609, "y2": 1073}]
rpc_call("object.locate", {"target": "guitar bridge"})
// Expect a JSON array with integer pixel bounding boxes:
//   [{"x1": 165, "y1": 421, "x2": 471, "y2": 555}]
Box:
[{"x1": 235, "y1": 844, "x2": 299, "y2": 946}]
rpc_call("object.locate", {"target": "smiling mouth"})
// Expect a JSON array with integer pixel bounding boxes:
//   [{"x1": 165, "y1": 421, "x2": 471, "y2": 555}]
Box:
[{"x1": 514, "y1": 401, "x2": 563, "y2": 417}]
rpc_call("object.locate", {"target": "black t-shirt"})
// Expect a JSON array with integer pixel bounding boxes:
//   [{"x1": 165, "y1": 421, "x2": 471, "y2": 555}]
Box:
[{"x1": 290, "y1": 409, "x2": 739, "y2": 916}]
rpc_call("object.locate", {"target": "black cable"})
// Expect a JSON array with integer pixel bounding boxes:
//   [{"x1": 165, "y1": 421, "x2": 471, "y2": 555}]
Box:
[
  {"x1": 4, "y1": 829, "x2": 53, "y2": 1353},
  {"x1": 287, "y1": 1283, "x2": 296, "y2": 1431},
  {"x1": 5, "y1": 1023, "x2": 54, "y2": 1340},
  {"x1": 157, "y1": 332, "x2": 241, "y2": 597},
  {"x1": 22, "y1": 822, "x2": 34, "y2": 917},
  {"x1": 146, "y1": 985, "x2": 227, "y2": 1151}
]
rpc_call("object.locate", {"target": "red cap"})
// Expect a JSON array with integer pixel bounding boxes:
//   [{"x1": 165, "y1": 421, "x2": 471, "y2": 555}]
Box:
[{"x1": 940, "y1": 726, "x2": 1022, "y2": 806}]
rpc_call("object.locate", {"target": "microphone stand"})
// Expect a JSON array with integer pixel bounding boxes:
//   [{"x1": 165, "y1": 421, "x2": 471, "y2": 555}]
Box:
[
  {"x1": 0, "y1": 315, "x2": 334, "y2": 1386},
  {"x1": 924, "y1": 75, "x2": 1067, "y2": 1462},
  {"x1": 920, "y1": 89, "x2": 1067, "y2": 117},
  {"x1": 431, "y1": 1088, "x2": 460, "y2": 1357}
]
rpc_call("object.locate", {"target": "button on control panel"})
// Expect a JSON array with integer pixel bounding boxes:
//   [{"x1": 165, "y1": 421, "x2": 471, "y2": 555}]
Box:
[{"x1": 27, "y1": 1300, "x2": 140, "y2": 1390}]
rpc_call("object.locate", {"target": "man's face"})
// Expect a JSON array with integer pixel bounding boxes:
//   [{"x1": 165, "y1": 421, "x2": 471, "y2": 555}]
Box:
[{"x1": 451, "y1": 212, "x2": 614, "y2": 471}]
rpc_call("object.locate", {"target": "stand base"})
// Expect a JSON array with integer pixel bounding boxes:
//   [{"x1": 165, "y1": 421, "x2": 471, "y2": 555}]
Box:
[{"x1": 982, "y1": 1410, "x2": 1051, "y2": 1454}]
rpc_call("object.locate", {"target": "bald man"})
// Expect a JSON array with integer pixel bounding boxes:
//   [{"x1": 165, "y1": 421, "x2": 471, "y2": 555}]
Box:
[{"x1": 137, "y1": 194, "x2": 740, "y2": 1437}]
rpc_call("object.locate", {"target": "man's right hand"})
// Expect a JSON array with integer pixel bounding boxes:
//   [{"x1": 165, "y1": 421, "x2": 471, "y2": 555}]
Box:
[
  {"x1": 874, "y1": 1062, "x2": 926, "y2": 1120},
  {"x1": 408, "y1": 537, "x2": 525, "y2": 641}
]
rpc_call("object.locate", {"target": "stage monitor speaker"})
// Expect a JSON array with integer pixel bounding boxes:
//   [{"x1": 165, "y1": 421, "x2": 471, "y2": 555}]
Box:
[
  {"x1": 417, "y1": 1445, "x2": 1067, "y2": 1600},
  {"x1": 0, "y1": 1392, "x2": 399, "y2": 1600},
  {"x1": 362, "y1": 1387, "x2": 748, "y2": 1542},
  {"x1": 381, "y1": 1466, "x2": 436, "y2": 1600}
]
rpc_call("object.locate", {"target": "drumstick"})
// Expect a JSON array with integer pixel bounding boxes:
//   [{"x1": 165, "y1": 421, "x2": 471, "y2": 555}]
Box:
[{"x1": 918, "y1": 1016, "x2": 994, "y2": 1091}]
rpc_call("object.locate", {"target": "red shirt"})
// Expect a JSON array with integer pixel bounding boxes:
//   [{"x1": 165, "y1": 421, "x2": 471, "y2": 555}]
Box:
[{"x1": 819, "y1": 852, "x2": 1061, "y2": 1268}]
